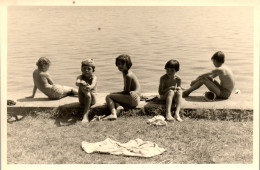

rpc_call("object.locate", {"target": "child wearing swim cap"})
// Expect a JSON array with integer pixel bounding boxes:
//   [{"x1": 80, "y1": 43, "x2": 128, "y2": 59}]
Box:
[
  {"x1": 27, "y1": 57, "x2": 78, "y2": 99},
  {"x1": 104, "y1": 54, "x2": 141, "y2": 120},
  {"x1": 76, "y1": 58, "x2": 97, "y2": 124}
]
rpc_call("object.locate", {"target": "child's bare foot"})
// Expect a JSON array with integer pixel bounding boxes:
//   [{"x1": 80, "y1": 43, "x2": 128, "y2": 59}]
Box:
[
  {"x1": 103, "y1": 114, "x2": 117, "y2": 121},
  {"x1": 175, "y1": 117, "x2": 183, "y2": 122},
  {"x1": 82, "y1": 118, "x2": 89, "y2": 124},
  {"x1": 116, "y1": 106, "x2": 124, "y2": 114},
  {"x1": 82, "y1": 114, "x2": 89, "y2": 124},
  {"x1": 166, "y1": 115, "x2": 175, "y2": 122},
  {"x1": 182, "y1": 90, "x2": 190, "y2": 97}
]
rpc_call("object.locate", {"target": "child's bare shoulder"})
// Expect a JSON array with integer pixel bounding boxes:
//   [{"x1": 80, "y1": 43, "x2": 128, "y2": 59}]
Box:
[
  {"x1": 77, "y1": 75, "x2": 83, "y2": 79},
  {"x1": 212, "y1": 65, "x2": 231, "y2": 75},
  {"x1": 160, "y1": 74, "x2": 168, "y2": 80},
  {"x1": 39, "y1": 71, "x2": 50, "y2": 77},
  {"x1": 126, "y1": 71, "x2": 136, "y2": 78},
  {"x1": 174, "y1": 74, "x2": 181, "y2": 80}
]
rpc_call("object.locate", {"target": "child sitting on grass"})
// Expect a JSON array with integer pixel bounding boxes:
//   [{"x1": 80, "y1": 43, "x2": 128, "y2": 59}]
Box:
[
  {"x1": 104, "y1": 54, "x2": 141, "y2": 120},
  {"x1": 76, "y1": 59, "x2": 97, "y2": 124},
  {"x1": 159, "y1": 59, "x2": 183, "y2": 122},
  {"x1": 182, "y1": 51, "x2": 235, "y2": 99},
  {"x1": 27, "y1": 57, "x2": 78, "y2": 99}
]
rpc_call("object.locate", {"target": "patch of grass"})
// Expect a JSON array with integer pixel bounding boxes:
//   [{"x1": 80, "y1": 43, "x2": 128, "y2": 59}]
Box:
[
  {"x1": 7, "y1": 114, "x2": 253, "y2": 164},
  {"x1": 181, "y1": 109, "x2": 253, "y2": 121}
]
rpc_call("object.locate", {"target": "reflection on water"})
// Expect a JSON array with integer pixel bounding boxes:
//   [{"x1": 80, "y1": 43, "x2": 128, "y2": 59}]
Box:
[{"x1": 8, "y1": 6, "x2": 253, "y2": 96}]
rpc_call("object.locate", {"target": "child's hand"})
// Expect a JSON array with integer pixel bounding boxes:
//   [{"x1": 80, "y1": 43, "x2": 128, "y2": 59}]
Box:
[
  {"x1": 170, "y1": 86, "x2": 176, "y2": 90},
  {"x1": 26, "y1": 95, "x2": 34, "y2": 98},
  {"x1": 84, "y1": 85, "x2": 91, "y2": 91},
  {"x1": 80, "y1": 80, "x2": 88, "y2": 86},
  {"x1": 176, "y1": 87, "x2": 181, "y2": 91}
]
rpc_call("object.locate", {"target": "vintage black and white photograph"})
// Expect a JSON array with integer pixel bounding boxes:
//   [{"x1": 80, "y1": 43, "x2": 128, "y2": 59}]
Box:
[{"x1": 1, "y1": 0, "x2": 259, "y2": 169}]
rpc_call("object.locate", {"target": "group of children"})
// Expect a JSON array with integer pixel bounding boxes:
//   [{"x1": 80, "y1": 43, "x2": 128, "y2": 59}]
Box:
[{"x1": 28, "y1": 51, "x2": 235, "y2": 124}]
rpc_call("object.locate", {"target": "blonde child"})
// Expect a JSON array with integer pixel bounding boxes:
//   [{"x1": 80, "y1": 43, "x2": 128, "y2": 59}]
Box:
[
  {"x1": 159, "y1": 59, "x2": 183, "y2": 122},
  {"x1": 27, "y1": 57, "x2": 78, "y2": 99},
  {"x1": 182, "y1": 51, "x2": 235, "y2": 99},
  {"x1": 76, "y1": 59, "x2": 97, "y2": 124},
  {"x1": 104, "y1": 54, "x2": 141, "y2": 120}
]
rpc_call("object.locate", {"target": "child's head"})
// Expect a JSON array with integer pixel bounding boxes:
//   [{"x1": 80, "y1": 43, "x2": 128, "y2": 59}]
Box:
[
  {"x1": 165, "y1": 59, "x2": 180, "y2": 72},
  {"x1": 36, "y1": 57, "x2": 51, "y2": 72},
  {"x1": 115, "y1": 54, "x2": 132, "y2": 70},
  {"x1": 211, "y1": 51, "x2": 225, "y2": 64},
  {"x1": 81, "y1": 58, "x2": 95, "y2": 73}
]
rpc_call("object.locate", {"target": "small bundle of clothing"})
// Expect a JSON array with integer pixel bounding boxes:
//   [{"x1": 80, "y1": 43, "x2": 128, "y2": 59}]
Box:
[
  {"x1": 147, "y1": 115, "x2": 168, "y2": 126},
  {"x1": 82, "y1": 138, "x2": 166, "y2": 158}
]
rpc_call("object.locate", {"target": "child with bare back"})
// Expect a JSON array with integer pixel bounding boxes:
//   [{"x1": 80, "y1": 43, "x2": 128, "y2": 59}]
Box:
[
  {"x1": 104, "y1": 54, "x2": 141, "y2": 120},
  {"x1": 159, "y1": 59, "x2": 183, "y2": 122},
  {"x1": 27, "y1": 57, "x2": 78, "y2": 99},
  {"x1": 76, "y1": 59, "x2": 97, "y2": 124},
  {"x1": 182, "y1": 51, "x2": 235, "y2": 99}
]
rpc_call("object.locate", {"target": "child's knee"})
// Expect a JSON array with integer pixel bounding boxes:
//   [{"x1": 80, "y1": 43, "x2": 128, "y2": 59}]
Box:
[
  {"x1": 84, "y1": 92, "x2": 91, "y2": 99},
  {"x1": 167, "y1": 90, "x2": 175, "y2": 96},
  {"x1": 176, "y1": 90, "x2": 182, "y2": 96},
  {"x1": 105, "y1": 95, "x2": 111, "y2": 102}
]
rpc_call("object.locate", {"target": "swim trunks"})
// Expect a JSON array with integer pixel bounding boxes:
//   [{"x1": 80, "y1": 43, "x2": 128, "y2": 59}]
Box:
[
  {"x1": 48, "y1": 84, "x2": 65, "y2": 99},
  {"x1": 217, "y1": 87, "x2": 231, "y2": 99},
  {"x1": 129, "y1": 91, "x2": 140, "y2": 107}
]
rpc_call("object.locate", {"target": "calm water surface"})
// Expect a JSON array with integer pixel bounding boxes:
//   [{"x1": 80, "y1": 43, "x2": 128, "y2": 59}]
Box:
[{"x1": 7, "y1": 6, "x2": 254, "y2": 96}]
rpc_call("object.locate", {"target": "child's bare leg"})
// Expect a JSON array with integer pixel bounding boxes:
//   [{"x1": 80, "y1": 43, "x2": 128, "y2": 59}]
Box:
[
  {"x1": 184, "y1": 77, "x2": 220, "y2": 97},
  {"x1": 104, "y1": 94, "x2": 117, "y2": 120},
  {"x1": 183, "y1": 79, "x2": 204, "y2": 97},
  {"x1": 79, "y1": 90, "x2": 92, "y2": 124},
  {"x1": 174, "y1": 90, "x2": 183, "y2": 122},
  {"x1": 63, "y1": 86, "x2": 78, "y2": 96},
  {"x1": 71, "y1": 88, "x2": 78, "y2": 95},
  {"x1": 104, "y1": 94, "x2": 133, "y2": 120},
  {"x1": 90, "y1": 92, "x2": 97, "y2": 105},
  {"x1": 202, "y1": 78, "x2": 221, "y2": 96},
  {"x1": 115, "y1": 102, "x2": 124, "y2": 113},
  {"x1": 165, "y1": 90, "x2": 175, "y2": 121}
]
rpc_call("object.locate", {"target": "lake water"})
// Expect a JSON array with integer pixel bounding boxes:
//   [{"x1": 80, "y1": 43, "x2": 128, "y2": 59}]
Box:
[{"x1": 7, "y1": 6, "x2": 254, "y2": 96}]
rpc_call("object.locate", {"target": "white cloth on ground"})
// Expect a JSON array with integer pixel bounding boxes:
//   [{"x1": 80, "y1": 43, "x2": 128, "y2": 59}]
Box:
[
  {"x1": 147, "y1": 115, "x2": 168, "y2": 126},
  {"x1": 81, "y1": 138, "x2": 166, "y2": 157}
]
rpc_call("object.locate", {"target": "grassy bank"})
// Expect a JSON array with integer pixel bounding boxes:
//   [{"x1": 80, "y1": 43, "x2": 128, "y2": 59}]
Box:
[{"x1": 7, "y1": 110, "x2": 253, "y2": 164}]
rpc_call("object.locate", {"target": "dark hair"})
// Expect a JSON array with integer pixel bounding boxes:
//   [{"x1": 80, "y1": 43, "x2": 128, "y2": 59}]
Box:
[
  {"x1": 165, "y1": 59, "x2": 180, "y2": 72},
  {"x1": 211, "y1": 51, "x2": 225, "y2": 64},
  {"x1": 115, "y1": 54, "x2": 132, "y2": 69},
  {"x1": 36, "y1": 57, "x2": 51, "y2": 68}
]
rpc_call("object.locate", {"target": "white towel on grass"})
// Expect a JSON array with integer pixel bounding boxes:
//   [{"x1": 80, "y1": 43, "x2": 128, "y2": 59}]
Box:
[{"x1": 82, "y1": 138, "x2": 166, "y2": 157}]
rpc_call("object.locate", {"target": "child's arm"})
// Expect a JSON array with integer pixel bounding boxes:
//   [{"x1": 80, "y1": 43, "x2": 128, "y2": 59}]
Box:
[
  {"x1": 76, "y1": 76, "x2": 82, "y2": 86},
  {"x1": 159, "y1": 77, "x2": 173, "y2": 95},
  {"x1": 123, "y1": 75, "x2": 132, "y2": 94},
  {"x1": 44, "y1": 72, "x2": 54, "y2": 85},
  {"x1": 27, "y1": 85, "x2": 37, "y2": 98},
  {"x1": 85, "y1": 76, "x2": 97, "y2": 90},
  {"x1": 198, "y1": 70, "x2": 218, "y2": 80}
]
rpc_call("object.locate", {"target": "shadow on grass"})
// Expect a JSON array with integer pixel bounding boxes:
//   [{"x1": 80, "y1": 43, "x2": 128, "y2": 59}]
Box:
[{"x1": 52, "y1": 102, "x2": 112, "y2": 127}]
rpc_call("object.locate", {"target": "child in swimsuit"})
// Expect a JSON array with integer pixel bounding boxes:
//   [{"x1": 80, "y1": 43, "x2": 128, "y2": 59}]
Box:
[
  {"x1": 159, "y1": 59, "x2": 183, "y2": 122},
  {"x1": 104, "y1": 54, "x2": 141, "y2": 120},
  {"x1": 27, "y1": 57, "x2": 78, "y2": 99},
  {"x1": 183, "y1": 51, "x2": 235, "y2": 99},
  {"x1": 76, "y1": 59, "x2": 97, "y2": 124}
]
